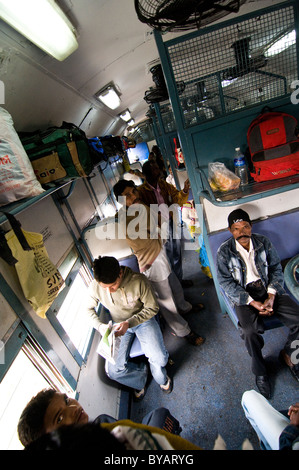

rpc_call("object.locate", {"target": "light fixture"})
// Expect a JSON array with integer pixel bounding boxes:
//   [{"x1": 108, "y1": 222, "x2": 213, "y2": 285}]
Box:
[
  {"x1": 119, "y1": 109, "x2": 132, "y2": 122},
  {"x1": 0, "y1": 0, "x2": 78, "y2": 61},
  {"x1": 265, "y1": 30, "x2": 296, "y2": 57},
  {"x1": 127, "y1": 119, "x2": 135, "y2": 126},
  {"x1": 96, "y1": 84, "x2": 121, "y2": 110}
]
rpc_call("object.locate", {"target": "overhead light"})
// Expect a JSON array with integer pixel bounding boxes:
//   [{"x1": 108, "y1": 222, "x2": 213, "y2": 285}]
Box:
[
  {"x1": 265, "y1": 30, "x2": 296, "y2": 57},
  {"x1": 0, "y1": 0, "x2": 78, "y2": 61},
  {"x1": 127, "y1": 119, "x2": 135, "y2": 126},
  {"x1": 96, "y1": 84, "x2": 121, "y2": 110},
  {"x1": 119, "y1": 109, "x2": 132, "y2": 122}
]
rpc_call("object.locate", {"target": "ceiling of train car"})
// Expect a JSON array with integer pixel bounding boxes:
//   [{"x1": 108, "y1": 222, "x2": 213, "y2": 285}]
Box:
[{"x1": 0, "y1": 0, "x2": 288, "y2": 136}]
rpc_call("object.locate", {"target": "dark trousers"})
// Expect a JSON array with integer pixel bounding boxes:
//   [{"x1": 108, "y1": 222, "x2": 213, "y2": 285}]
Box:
[
  {"x1": 235, "y1": 283, "x2": 299, "y2": 376},
  {"x1": 165, "y1": 218, "x2": 183, "y2": 282},
  {"x1": 95, "y1": 408, "x2": 182, "y2": 435}
]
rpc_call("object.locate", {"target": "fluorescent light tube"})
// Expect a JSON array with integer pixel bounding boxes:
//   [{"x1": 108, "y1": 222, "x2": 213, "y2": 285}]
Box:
[
  {"x1": 265, "y1": 30, "x2": 296, "y2": 57},
  {"x1": 97, "y1": 86, "x2": 121, "y2": 110},
  {"x1": 0, "y1": 0, "x2": 78, "y2": 61},
  {"x1": 119, "y1": 110, "x2": 131, "y2": 122}
]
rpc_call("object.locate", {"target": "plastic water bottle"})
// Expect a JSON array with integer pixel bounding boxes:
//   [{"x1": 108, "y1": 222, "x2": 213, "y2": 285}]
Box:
[{"x1": 234, "y1": 147, "x2": 248, "y2": 186}]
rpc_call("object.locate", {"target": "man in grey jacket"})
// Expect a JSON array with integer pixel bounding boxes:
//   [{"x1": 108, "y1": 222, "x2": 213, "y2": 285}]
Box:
[{"x1": 217, "y1": 209, "x2": 299, "y2": 398}]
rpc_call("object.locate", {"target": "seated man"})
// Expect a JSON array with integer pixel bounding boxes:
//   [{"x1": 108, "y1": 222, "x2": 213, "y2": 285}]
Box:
[
  {"x1": 85, "y1": 256, "x2": 172, "y2": 396},
  {"x1": 113, "y1": 179, "x2": 205, "y2": 346},
  {"x1": 18, "y1": 389, "x2": 200, "y2": 450},
  {"x1": 217, "y1": 208, "x2": 299, "y2": 398},
  {"x1": 241, "y1": 389, "x2": 299, "y2": 450}
]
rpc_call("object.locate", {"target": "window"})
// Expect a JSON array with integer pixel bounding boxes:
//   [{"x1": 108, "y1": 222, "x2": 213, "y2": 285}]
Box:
[
  {"x1": 0, "y1": 335, "x2": 74, "y2": 450},
  {"x1": 47, "y1": 254, "x2": 94, "y2": 364},
  {"x1": 56, "y1": 265, "x2": 93, "y2": 358}
]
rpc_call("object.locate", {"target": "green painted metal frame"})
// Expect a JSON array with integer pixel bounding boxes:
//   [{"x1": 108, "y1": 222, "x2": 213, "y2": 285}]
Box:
[
  {"x1": 154, "y1": 1, "x2": 299, "y2": 316},
  {"x1": 0, "y1": 272, "x2": 77, "y2": 388}
]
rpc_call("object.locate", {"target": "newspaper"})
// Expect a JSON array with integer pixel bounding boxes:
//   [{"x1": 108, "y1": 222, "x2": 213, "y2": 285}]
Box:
[{"x1": 96, "y1": 321, "x2": 121, "y2": 365}]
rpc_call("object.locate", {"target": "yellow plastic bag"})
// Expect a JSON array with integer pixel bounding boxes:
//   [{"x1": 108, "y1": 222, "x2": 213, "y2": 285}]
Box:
[{"x1": 5, "y1": 228, "x2": 64, "y2": 318}]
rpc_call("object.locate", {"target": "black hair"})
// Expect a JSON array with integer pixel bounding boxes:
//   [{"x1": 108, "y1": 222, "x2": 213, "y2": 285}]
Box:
[
  {"x1": 141, "y1": 160, "x2": 154, "y2": 179},
  {"x1": 93, "y1": 256, "x2": 121, "y2": 284},
  {"x1": 113, "y1": 179, "x2": 135, "y2": 201},
  {"x1": 18, "y1": 389, "x2": 57, "y2": 447},
  {"x1": 25, "y1": 422, "x2": 126, "y2": 451}
]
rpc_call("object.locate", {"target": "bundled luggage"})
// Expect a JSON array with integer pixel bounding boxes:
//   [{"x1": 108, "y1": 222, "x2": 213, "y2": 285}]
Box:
[
  {"x1": 0, "y1": 107, "x2": 44, "y2": 206},
  {"x1": 247, "y1": 109, "x2": 299, "y2": 182},
  {"x1": 19, "y1": 122, "x2": 94, "y2": 185}
]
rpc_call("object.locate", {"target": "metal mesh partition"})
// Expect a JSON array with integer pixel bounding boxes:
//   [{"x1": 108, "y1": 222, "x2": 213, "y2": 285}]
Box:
[
  {"x1": 157, "y1": 101, "x2": 176, "y2": 133},
  {"x1": 131, "y1": 119, "x2": 155, "y2": 143},
  {"x1": 166, "y1": 4, "x2": 298, "y2": 128}
]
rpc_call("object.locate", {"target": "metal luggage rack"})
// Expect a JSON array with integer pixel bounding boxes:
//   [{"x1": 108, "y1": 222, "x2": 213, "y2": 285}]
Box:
[
  {"x1": 196, "y1": 166, "x2": 299, "y2": 206},
  {"x1": 166, "y1": 3, "x2": 297, "y2": 128}
]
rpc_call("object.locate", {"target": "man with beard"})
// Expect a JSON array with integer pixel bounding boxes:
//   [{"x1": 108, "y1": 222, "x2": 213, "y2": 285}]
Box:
[{"x1": 216, "y1": 209, "x2": 299, "y2": 398}]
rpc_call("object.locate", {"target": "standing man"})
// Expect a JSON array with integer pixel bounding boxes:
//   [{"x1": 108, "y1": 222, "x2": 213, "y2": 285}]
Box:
[
  {"x1": 85, "y1": 256, "x2": 172, "y2": 396},
  {"x1": 138, "y1": 160, "x2": 192, "y2": 287},
  {"x1": 216, "y1": 208, "x2": 299, "y2": 398},
  {"x1": 113, "y1": 179, "x2": 205, "y2": 346}
]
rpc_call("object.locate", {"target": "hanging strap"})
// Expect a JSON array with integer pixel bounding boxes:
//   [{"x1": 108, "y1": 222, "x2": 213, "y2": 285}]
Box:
[{"x1": 0, "y1": 212, "x2": 32, "y2": 265}]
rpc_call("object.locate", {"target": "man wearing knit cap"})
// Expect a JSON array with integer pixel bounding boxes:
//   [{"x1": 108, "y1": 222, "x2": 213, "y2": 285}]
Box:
[{"x1": 217, "y1": 208, "x2": 299, "y2": 398}]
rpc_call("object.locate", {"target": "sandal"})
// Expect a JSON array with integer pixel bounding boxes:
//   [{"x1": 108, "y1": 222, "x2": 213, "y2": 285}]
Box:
[
  {"x1": 160, "y1": 376, "x2": 173, "y2": 394},
  {"x1": 185, "y1": 331, "x2": 206, "y2": 346},
  {"x1": 133, "y1": 387, "x2": 146, "y2": 402}
]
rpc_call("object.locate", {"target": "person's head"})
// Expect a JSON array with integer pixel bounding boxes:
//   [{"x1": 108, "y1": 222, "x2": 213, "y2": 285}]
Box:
[
  {"x1": 92, "y1": 256, "x2": 123, "y2": 292},
  {"x1": 113, "y1": 179, "x2": 141, "y2": 207},
  {"x1": 17, "y1": 389, "x2": 89, "y2": 447},
  {"x1": 228, "y1": 209, "x2": 252, "y2": 250},
  {"x1": 151, "y1": 145, "x2": 161, "y2": 158},
  {"x1": 25, "y1": 422, "x2": 126, "y2": 451},
  {"x1": 148, "y1": 151, "x2": 156, "y2": 161},
  {"x1": 142, "y1": 160, "x2": 161, "y2": 183}
]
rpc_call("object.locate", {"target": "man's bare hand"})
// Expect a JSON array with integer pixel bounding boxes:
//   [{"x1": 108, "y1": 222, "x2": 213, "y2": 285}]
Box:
[
  {"x1": 288, "y1": 403, "x2": 299, "y2": 427},
  {"x1": 114, "y1": 321, "x2": 129, "y2": 337},
  {"x1": 249, "y1": 299, "x2": 274, "y2": 316}
]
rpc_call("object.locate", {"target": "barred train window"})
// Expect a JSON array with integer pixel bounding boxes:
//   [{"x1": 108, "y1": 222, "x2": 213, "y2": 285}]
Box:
[
  {"x1": 0, "y1": 336, "x2": 74, "y2": 450},
  {"x1": 56, "y1": 264, "x2": 93, "y2": 359}
]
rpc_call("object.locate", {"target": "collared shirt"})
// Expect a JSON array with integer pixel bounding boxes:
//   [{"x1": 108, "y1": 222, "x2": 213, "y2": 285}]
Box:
[
  {"x1": 146, "y1": 181, "x2": 170, "y2": 221},
  {"x1": 236, "y1": 238, "x2": 276, "y2": 304}
]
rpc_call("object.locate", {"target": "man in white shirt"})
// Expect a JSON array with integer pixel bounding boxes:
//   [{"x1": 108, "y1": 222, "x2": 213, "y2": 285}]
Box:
[{"x1": 217, "y1": 209, "x2": 299, "y2": 399}]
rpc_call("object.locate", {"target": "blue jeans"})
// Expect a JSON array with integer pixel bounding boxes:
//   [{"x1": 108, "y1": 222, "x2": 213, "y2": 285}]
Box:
[{"x1": 107, "y1": 317, "x2": 169, "y2": 390}]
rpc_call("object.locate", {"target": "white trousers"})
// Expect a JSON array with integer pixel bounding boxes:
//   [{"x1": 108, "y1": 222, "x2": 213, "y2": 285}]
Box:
[
  {"x1": 241, "y1": 390, "x2": 289, "y2": 450},
  {"x1": 143, "y1": 248, "x2": 191, "y2": 337}
]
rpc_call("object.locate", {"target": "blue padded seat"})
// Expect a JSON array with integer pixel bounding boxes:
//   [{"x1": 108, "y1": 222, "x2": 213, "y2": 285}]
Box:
[{"x1": 208, "y1": 210, "x2": 299, "y2": 330}]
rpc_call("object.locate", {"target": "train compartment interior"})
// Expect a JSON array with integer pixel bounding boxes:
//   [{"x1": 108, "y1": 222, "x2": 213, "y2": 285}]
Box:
[{"x1": 0, "y1": 0, "x2": 299, "y2": 451}]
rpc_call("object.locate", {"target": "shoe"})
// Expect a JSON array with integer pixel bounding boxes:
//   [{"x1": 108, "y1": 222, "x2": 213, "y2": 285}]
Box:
[
  {"x1": 133, "y1": 387, "x2": 146, "y2": 402},
  {"x1": 160, "y1": 376, "x2": 173, "y2": 394},
  {"x1": 181, "y1": 303, "x2": 204, "y2": 316},
  {"x1": 185, "y1": 331, "x2": 206, "y2": 346},
  {"x1": 279, "y1": 349, "x2": 299, "y2": 382},
  {"x1": 255, "y1": 375, "x2": 271, "y2": 399},
  {"x1": 181, "y1": 279, "x2": 193, "y2": 288},
  {"x1": 191, "y1": 303, "x2": 204, "y2": 312}
]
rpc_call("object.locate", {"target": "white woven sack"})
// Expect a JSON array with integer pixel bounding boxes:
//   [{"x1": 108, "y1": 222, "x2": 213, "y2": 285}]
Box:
[{"x1": 0, "y1": 107, "x2": 44, "y2": 206}]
